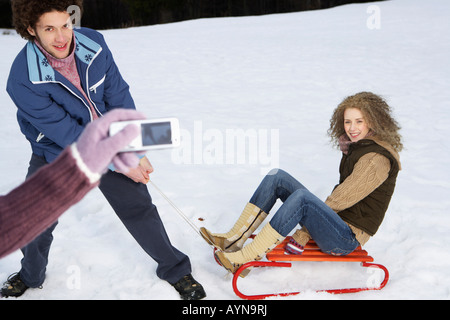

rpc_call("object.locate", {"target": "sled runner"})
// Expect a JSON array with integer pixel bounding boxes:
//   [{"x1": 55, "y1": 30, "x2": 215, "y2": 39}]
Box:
[{"x1": 216, "y1": 237, "x2": 389, "y2": 300}]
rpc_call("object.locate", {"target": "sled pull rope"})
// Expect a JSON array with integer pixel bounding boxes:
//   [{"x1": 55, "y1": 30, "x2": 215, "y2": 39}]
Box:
[{"x1": 149, "y1": 180, "x2": 222, "y2": 252}]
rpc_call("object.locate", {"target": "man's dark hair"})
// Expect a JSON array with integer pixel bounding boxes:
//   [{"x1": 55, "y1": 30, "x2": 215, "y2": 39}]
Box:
[{"x1": 11, "y1": 0, "x2": 84, "y2": 41}]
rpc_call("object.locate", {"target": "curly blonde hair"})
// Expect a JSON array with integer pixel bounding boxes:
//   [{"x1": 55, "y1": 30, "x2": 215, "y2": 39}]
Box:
[
  {"x1": 11, "y1": 0, "x2": 83, "y2": 41},
  {"x1": 328, "y1": 92, "x2": 403, "y2": 152}
]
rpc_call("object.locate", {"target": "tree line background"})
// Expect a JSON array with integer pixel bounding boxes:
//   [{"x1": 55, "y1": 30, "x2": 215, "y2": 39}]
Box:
[{"x1": 0, "y1": 0, "x2": 384, "y2": 30}]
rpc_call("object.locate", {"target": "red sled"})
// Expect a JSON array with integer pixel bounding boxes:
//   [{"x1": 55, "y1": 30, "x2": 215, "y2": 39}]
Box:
[{"x1": 217, "y1": 237, "x2": 389, "y2": 300}]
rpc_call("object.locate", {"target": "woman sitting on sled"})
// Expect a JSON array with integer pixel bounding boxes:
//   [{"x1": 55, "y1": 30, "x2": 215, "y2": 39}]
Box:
[{"x1": 201, "y1": 92, "x2": 403, "y2": 276}]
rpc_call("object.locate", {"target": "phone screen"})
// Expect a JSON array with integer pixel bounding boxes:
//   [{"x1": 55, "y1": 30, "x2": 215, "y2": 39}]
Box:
[{"x1": 141, "y1": 122, "x2": 172, "y2": 146}]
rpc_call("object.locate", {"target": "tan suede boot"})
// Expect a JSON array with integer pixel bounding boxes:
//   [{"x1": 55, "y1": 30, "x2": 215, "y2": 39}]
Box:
[
  {"x1": 214, "y1": 223, "x2": 284, "y2": 277},
  {"x1": 200, "y1": 203, "x2": 268, "y2": 252}
]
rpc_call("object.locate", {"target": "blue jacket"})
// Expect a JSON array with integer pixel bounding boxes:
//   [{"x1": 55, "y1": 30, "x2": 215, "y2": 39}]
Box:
[{"x1": 7, "y1": 27, "x2": 135, "y2": 163}]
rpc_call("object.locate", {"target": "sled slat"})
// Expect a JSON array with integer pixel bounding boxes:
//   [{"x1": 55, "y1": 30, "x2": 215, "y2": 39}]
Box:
[{"x1": 267, "y1": 238, "x2": 374, "y2": 262}]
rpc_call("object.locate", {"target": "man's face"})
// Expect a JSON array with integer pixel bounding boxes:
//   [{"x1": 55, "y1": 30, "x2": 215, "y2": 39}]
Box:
[{"x1": 27, "y1": 10, "x2": 73, "y2": 59}]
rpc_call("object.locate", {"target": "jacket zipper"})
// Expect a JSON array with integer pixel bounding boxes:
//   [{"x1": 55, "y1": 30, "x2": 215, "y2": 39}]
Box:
[{"x1": 85, "y1": 48, "x2": 104, "y2": 118}]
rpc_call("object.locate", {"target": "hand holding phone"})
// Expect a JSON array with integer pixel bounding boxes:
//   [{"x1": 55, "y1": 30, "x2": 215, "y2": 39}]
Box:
[
  {"x1": 76, "y1": 109, "x2": 146, "y2": 174},
  {"x1": 109, "y1": 118, "x2": 180, "y2": 152}
]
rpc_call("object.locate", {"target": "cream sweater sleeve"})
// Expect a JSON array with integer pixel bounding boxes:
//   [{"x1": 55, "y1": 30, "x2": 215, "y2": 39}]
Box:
[{"x1": 325, "y1": 152, "x2": 391, "y2": 212}]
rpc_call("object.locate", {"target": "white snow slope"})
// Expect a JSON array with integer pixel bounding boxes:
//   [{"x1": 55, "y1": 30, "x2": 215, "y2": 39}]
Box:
[{"x1": 1, "y1": 0, "x2": 449, "y2": 300}]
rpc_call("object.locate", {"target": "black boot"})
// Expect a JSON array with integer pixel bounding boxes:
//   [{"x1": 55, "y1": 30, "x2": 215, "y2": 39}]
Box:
[
  {"x1": 171, "y1": 274, "x2": 206, "y2": 300},
  {"x1": 1, "y1": 273, "x2": 29, "y2": 298}
]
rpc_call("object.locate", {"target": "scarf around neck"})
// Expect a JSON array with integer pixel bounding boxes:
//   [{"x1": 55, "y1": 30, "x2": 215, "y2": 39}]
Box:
[{"x1": 339, "y1": 131, "x2": 374, "y2": 154}]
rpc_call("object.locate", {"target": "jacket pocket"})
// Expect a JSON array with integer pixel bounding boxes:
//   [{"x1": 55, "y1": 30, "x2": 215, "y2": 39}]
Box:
[{"x1": 89, "y1": 75, "x2": 106, "y2": 94}]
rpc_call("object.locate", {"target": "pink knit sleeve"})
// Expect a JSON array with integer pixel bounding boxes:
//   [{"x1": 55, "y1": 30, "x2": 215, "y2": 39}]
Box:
[{"x1": 0, "y1": 147, "x2": 99, "y2": 258}]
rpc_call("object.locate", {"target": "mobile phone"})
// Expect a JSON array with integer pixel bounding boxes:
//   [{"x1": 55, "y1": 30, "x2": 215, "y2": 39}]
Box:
[{"x1": 109, "y1": 118, "x2": 180, "y2": 152}]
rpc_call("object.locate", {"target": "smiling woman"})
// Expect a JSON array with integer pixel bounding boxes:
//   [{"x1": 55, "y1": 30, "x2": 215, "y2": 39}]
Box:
[
  {"x1": 328, "y1": 92, "x2": 403, "y2": 153},
  {"x1": 202, "y1": 92, "x2": 403, "y2": 277}
]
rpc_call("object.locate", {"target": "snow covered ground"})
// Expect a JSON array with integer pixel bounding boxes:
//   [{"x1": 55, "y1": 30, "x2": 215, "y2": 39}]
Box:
[{"x1": 1, "y1": 0, "x2": 449, "y2": 300}]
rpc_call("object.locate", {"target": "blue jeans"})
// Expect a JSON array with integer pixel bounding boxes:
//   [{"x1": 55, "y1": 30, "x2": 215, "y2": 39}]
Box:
[{"x1": 249, "y1": 169, "x2": 360, "y2": 256}]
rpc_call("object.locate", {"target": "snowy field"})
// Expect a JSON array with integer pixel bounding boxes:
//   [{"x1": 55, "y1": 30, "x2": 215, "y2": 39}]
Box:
[{"x1": 1, "y1": 0, "x2": 449, "y2": 300}]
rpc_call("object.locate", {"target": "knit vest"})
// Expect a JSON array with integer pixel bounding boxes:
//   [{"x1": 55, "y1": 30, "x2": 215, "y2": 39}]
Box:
[{"x1": 336, "y1": 139, "x2": 400, "y2": 236}]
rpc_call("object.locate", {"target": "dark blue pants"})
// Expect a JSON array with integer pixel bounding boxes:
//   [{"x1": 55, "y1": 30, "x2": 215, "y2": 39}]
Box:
[{"x1": 19, "y1": 154, "x2": 191, "y2": 287}]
